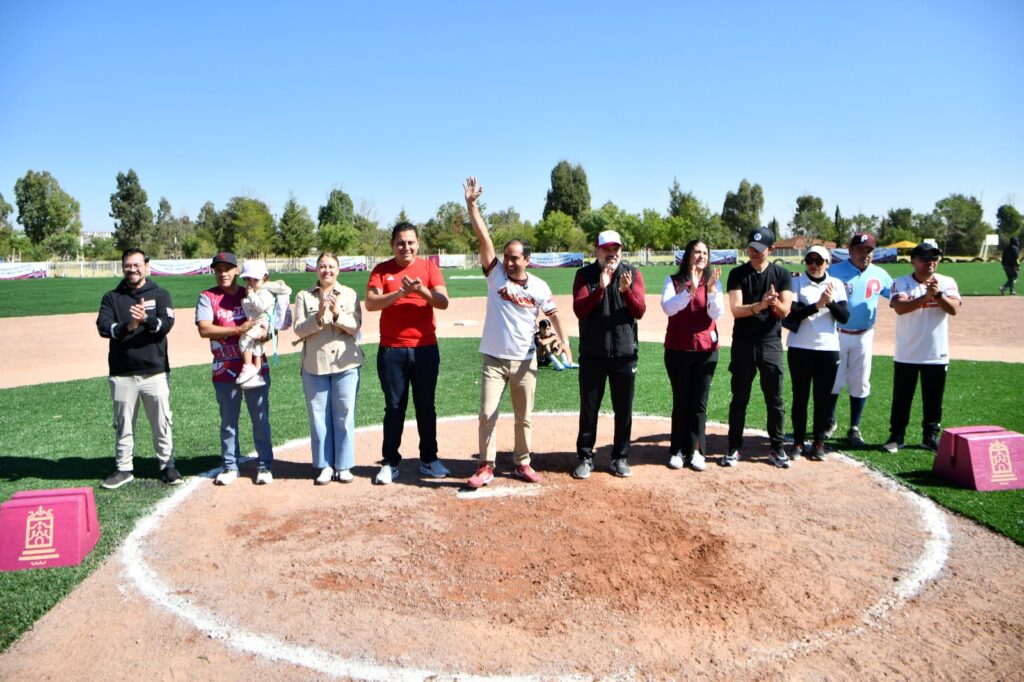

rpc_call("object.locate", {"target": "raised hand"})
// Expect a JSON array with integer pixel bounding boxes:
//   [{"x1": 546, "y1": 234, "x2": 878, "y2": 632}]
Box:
[
  {"x1": 708, "y1": 266, "x2": 721, "y2": 293},
  {"x1": 925, "y1": 277, "x2": 940, "y2": 301},
  {"x1": 817, "y1": 282, "x2": 834, "y2": 308},
  {"x1": 599, "y1": 266, "x2": 613, "y2": 290},
  {"x1": 464, "y1": 176, "x2": 483, "y2": 205}
]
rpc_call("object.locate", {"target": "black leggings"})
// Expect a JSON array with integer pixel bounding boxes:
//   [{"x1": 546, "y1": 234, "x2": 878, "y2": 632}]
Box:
[
  {"x1": 664, "y1": 348, "x2": 718, "y2": 456},
  {"x1": 787, "y1": 347, "x2": 840, "y2": 443}
]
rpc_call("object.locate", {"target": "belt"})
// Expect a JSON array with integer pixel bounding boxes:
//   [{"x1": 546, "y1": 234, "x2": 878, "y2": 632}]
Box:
[{"x1": 839, "y1": 328, "x2": 868, "y2": 336}]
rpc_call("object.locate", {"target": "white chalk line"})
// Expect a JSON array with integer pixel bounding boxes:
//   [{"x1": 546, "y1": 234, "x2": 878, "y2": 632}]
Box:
[{"x1": 122, "y1": 414, "x2": 950, "y2": 680}]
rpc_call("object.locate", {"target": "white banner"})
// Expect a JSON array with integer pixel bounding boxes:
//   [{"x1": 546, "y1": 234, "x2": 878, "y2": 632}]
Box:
[
  {"x1": 527, "y1": 252, "x2": 584, "y2": 268},
  {"x1": 148, "y1": 259, "x2": 212, "y2": 276},
  {"x1": 305, "y1": 256, "x2": 367, "y2": 272},
  {"x1": 831, "y1": 247, "x2": 897, "y2": 264},
  {"x1": 674, "y1": 249, "x2": 738, "y2": 265},
  {"x1": 0, "y1": 262, "x2": 50, "y2": 279}
]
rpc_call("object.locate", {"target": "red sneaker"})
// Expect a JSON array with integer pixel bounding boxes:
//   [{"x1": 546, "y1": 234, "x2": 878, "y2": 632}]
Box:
[
  {"x1": 513, "y1": 464, "x2": 541, "y2": 483},
  {"x1": 467, "y1": 465, "x2": 494, "y2": 489}
]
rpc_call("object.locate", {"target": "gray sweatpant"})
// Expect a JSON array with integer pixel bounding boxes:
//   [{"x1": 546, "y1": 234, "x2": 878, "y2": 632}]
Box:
[{"x1": 109, "y1": 372, "x2": 174, "y2": 472}]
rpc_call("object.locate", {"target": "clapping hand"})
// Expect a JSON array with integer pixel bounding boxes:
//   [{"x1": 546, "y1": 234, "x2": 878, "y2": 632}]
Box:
[
  {"x1": 600, "y1": 266, "x2": 614, "y2": 290},
  {"x1": 707, "y1": 267, "x2": 721, "y2": 294},
  {"x1": 925, "y1": 277, "x2": 941, "y2": 301},
  {"x1": 817, "y1": 282, "x2": 834, "y2": 308},
  {"x1": 401, "y1": 275, "x2": 423, "y2": 296},
  {"x1": 619, "y1": 269, "x2": 633, "y2": 293},
  {"x1": 127, "y1": 298, "x2": 147, "y2": 331}
]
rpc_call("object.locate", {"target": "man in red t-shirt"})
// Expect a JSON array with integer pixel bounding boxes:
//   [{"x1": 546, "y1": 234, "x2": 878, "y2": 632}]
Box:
[{"x1": 365, "y1": 223, "x2": 450, "y2": 484}]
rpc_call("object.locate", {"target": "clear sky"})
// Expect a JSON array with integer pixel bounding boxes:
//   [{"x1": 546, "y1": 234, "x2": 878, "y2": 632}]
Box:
[{"x1": 2, "y1": 1, "x2": 1022, "y2": 235}]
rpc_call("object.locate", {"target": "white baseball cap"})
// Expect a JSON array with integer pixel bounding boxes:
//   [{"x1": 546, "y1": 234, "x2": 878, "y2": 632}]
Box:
[
  {"x1": 805, "y1": 245, "x2": 831, "y2": 262},
  {"x1": 597, "y1": 230, "x2": 622, "y2": 248},
  {"x1": 239, "y1": 259, "x2": 268, "y2": 280}
]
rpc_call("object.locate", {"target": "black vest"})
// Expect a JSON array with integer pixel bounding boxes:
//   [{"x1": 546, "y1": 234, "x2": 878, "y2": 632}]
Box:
[{"x1": 577, "y1": 261, "x2": 640, "y2": 359}]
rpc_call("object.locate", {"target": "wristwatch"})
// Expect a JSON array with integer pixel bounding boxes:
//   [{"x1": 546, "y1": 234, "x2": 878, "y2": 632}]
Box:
[{"x1": 935, "y1": 290, "x2": 944, "y2": 300}]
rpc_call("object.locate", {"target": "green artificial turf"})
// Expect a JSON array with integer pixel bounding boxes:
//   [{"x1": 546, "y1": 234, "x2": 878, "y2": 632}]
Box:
[
  {"x1": 0, "y1": 261, "x2": 1009, "y2": 318},
  {"x1": 1, "y1": 338, "x2": 1022, "y2": 652}
]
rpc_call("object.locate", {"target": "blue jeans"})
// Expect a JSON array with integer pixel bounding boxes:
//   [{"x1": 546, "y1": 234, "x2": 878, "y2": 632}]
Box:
[
  {"x1": 214, "y1": 378, "x2": 273, "y2": 471},
  {"x1": 302, "y1": 368, "x2": 360, "y2": 471},
  {"x1": 376, "y1": 345, "x2": 440, "y2": 466}
]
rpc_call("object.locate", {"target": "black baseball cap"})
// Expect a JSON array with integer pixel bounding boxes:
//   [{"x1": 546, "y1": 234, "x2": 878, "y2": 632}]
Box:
[
  {"x1": 211, "y1": 252, "x2": 238, "y2": 268},
  {"x1": 910, "y1": 243, "x2": 941, "y2": 259},
  {"x1": 747, "y1": 227, "x2": 775, "y2": 253}
]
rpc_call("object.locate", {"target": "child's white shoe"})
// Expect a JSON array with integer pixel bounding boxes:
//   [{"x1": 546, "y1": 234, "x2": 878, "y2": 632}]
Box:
[
  {"x1": 236, "y1": 364, "x2": 258, "y2": 385},
  {"x1": 242, "y1": 374, "x2": 266, "y2": 389}
]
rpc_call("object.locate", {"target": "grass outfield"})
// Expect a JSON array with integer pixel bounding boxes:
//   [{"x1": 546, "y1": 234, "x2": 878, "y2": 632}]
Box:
[
  {"x1": 0, "y1": 261, "x2": 1011, "y2": 318},
  {"x1": 1, "y1": 338, "x2": 1022, "y2": 651}
]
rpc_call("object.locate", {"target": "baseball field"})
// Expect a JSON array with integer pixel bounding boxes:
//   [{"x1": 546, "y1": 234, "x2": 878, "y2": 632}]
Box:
[{"x1": 1, "y1": 264, "x2": 1022, "y2": 679}]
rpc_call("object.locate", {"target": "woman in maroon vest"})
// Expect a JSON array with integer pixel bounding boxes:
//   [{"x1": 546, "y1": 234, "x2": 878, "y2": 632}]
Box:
[{"x1": 661, "y1": 240, "x2": 723, "y2": 471}]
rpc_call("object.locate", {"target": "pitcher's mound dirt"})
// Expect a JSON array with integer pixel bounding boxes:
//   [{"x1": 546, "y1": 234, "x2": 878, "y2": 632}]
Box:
[{"x1": 2, "y1": 415, "x2": 1022, "y2": 680}]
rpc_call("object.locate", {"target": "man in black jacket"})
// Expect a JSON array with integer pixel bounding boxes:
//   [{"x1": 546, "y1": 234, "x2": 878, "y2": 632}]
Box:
[
  {"x1": 571, "y1": 230, "x2": 647, "y2": 479},
  {"x1": 96, "y1": 248, "x2": 178, "y2": 489},
  {"x1": 1001, "y1": 236, "x2": 1020, "y2": 295}
]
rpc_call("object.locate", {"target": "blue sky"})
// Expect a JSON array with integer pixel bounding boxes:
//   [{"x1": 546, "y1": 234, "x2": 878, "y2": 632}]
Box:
[{"x1": 2, "y1": 1, "x2": 1021, "y2": 235}]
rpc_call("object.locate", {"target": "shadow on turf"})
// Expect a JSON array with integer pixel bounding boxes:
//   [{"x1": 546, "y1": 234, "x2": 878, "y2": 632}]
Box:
[{"x1": 0, "y1": 455, "x2": 223, "y2": 484}]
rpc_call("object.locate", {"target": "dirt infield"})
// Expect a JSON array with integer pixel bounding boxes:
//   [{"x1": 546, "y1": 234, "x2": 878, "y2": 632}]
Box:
[
  {"x1": 1, "y1": 294, "x2": 1022, "y2": 388},
  {"x1": 1, "y1": 415, "x2": 1022, "y2": 680}
]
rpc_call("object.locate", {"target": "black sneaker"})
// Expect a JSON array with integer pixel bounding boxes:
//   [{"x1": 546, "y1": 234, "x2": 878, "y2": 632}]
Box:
[
  {"x1": 572, "y1": 458, "x2": 594, "y2": 480},
  {"x1": 610, "y1": 458, "x2": 632, "y2": 478},
  {"x1": 920, "y1": 438, "x2": 939, "y2": 452},
  {"x1": 809, "y1": 442, "x2": 828, "y2": 461},
  {"x1": 881, "y1": 437, "x2": 903, "y2": 454},
  {"x1": 160, "y1": 467, "x2": 183, "y2": 485},
  {"x1": 768, "y1": 448, "x2": 791, "y2": 469},
  {"x1": 101, "y1": 470, "x2": 134, "y2": 490},
  {"x1": 847, "y1": 426, "x2": 866, "y2": 448}
]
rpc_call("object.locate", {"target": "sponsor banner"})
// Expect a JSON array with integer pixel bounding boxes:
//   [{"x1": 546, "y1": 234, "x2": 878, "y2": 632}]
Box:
[
  {"x1": 831, "y1": 247, "x2": 896, "y2": 264},
  {"x1": 148, "y1": 259, "x2": 212, "y2": 276},
  {"x1": 304, "y1": 256, "x2": 367, "y2": 272},
  {"x1": 0, "y1": 262, "x2": 49, "y2": 279},
  {"x1": 427, "y1": 254, "x2": 467, "y2": 269},
  {"x1": 527, "y1": 252, "x2": 584, "y2": 268},
  {"x1": 673, "y1": 249, "x2": 738, "y2": 266}
]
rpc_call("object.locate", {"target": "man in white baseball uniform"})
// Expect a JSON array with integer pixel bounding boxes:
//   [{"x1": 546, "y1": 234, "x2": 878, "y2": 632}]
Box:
[{"x1": 825, "y1": 233, "x2": 893, "y2": 447}]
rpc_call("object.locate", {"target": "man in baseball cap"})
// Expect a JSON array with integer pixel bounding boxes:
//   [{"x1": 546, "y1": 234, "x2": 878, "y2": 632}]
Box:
[
  {"x1": 826, "y1": 233, "x2": 893, "y2": 448},
  {"x1": 596, "y1": 230, "x2": 622, "y2": 248},
  {"x1": 747, "y1": 226, "x2": 775, "y2": 253},
  {"x1": 909, "y1": 243, "x2": 942, "y2": 260},
  {"x1": 211, "y1": 251, "x2": 238, "y2": 268}
]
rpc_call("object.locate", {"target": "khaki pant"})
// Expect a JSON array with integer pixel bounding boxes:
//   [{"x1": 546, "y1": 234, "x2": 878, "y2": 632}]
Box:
[
  {"x1": 109, "y1": 372, "x2": 174, "y2": 472},
  {"x1": 478, "y1": 354, "x2": 536, "y2": 465}
]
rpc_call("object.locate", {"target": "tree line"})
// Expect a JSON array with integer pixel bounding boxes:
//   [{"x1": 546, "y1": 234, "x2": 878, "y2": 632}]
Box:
[{"x1": 1, "y1": 163, "x2": 1021, "y2": 261}]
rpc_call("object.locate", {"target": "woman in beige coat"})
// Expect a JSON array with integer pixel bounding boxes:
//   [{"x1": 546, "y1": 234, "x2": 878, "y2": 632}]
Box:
[{"x1": 293, "y1": 253, "x2": 364, "y2": 484}]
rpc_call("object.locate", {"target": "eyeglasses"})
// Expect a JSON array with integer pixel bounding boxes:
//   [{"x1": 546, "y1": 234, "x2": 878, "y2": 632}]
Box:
[
  {"x1": 804, "y1": 257, "x2": 825, "y2": 266},
  {"x1": 123, "y1": 264, "x2": 145, "y2": 271},
  {"x1": 919, "y1": 256, "x2": 939, "y2": 262}
]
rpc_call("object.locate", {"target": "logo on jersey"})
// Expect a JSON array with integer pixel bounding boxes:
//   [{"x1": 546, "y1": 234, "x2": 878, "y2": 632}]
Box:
[
  {"x1": 864, "y1": 278, "x2": 882, "y2": 300},
  {"x1": 498, "y1": 286, "x2": 538, "y2": 308}
]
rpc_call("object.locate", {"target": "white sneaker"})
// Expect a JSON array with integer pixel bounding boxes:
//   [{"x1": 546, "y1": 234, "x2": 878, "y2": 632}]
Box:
[
  {"x1": 315, "y1": 466, "x2": 334, "y2": 485},
  {"x1": 668, "y1": 453, "x2": 684, "y2": 469},
  {"x1": 235, "y1": 365, "x2": 257, "y2": 385},
  {"x1": 214, "y1": 468, "x2": 238, "y2": 485},
  {"x1": 255, "y1": 467, "x2": 273, "y2": 485},
  {"x1": 242, "y1": 374, "x2": 266, "y2": 389},
  {"x1": 335, "y1": 469, "x2": 354, "y2": 483},
  {"x1": 374, "y1": 465, "x2": 399, "y2": 485},
  {"x1": 419, "y1": 460, "x2": 450, "y2": 478},
  {"x1": 688, "y1": 451, "x2": 707, "y2": 472}
]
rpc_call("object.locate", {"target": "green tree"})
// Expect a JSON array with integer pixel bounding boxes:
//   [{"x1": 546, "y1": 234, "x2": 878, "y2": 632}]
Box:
[
  {"x1": 274, "y1": 195, "x2": 316, "y2": 256},
  {"x1": 110, "y1": 169, "x2": 154, "y2": 251},
  {"x1": 151, "y1": 197, "x2": 193, "y2": 258},
  {"x1": 789, "y1": 195, "x2": 833, "y2": 241},
  {"x1": 543, "y1": 160, "x2": 591, "y2": 224},
  {"x1": 222, "y1": 196, "x2": 274, "y2": 256},
  {"x1": 637, "y1": 209, "x2": 668, "y2": 250},
  {"x1": 833, "y1": 206, "x2": 852, "y2": 247},
  {"x1": 846, "y1": 213, "x2": 880, "y2": 242},
  {"x1": 42, "y1": 232, "x2": 80, "y2": 260},
  {"x1": 996, "y1": 204, "x2": 1023, "y2": 244},
  {"x1": 421, "y1": 202, "x2": 471, "y2": 254},
  {"x1": 535, "y1": 211, "x2": 587, "y2": 251},
  {"x1": 14, "y1": 170, "x2": 82, "y2": 244},
  {"x1": 934, "y1": 194, "x2": 987, "y2": 256},
  {"x1": 721, "y1": 179, "x2": 763, "y2": 243},
  {"x1": 318, "y1": 189, "x2": 355, "y2": 228},
  {"x1": 0, "y1": 192, "x2": 14, "y2": 259},
  {"x1": 187, "y1": 201, "x2": 221, "y2": 257},
  {"x1": 662, "y1": 185, "x2": 727, "y2": 248},
  {"x1": 354, "y1": 213, "x2": 391, "y2": 256},
  {"x1": 317, "y1": 222, "x2": 359, "y2": 254},
  {"x1": 879, "y1": 208, "x2": 915, "y2": 244},
  {"x1": 83, "y1": 235, "x2": 119, "y2": 260},
  {"x1": 767, "y1": 217, "x2": 780, "y2": 236}
]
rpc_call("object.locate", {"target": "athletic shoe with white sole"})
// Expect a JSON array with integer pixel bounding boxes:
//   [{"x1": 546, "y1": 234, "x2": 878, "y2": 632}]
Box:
[
  {"x1": 513, "y1": 464, "x2": 541, "y2": 483},
  {"x1": 214, "y1": 468, "x2": 238, "y2": 486},
  {"x1": 315, "y1": 466, "x2": 334, "y2": 485},
  {"x1": 788, "y1": 443, "x2": 806, "y2": 461},
  {"x1": 809, "y1": 442, "x2": 828, "y2": 462},
  {"x1": 242, "y1": 374, "x2": 266, "y2": 389},
  {"x1": 334, "y1": 469, "x2": 354, "y2": 483},
  {"x1": 610, "y1": 459, "x2": 632, "y2": 478},
  {"x1": 881, "y1": 438, "x2": 903, "y2": 454},
  {"x1": 235, "y1": 364, "x2": 258, "y2": 385},
  {"x1": 823, "y1": 418, "x2": 837, "y2": 439},
  {"x1": 419, "y1": 460, "x2": 450, "y2": 478},
  {"x1": 374, "y1": 465, "x2": 400, "y2": 485},
  {"x1": 572, "y1": 458, "x2": 594, "y2": 480},
  {"x1": 255, "y1": 466, "x2": 273, "y2": 485},
  {"x1": 467, "y1": 464, "x2": 494, "y2": 489},
  {"x1": 720, "y1": 450, "x2": 740, "y2": 467},
  {"x1": 688, "y1": 451, "x2": 707, "y2": 472},
  {"x1": 847, "y1": 426, "x2": 866, "y2": 448},
  {"x1": 768, "y1": 448, "x2": 791, "y2": 469},
  {"x1": 160, "y1": 467, "x2": 182, "y2": 485},
  {"x1": 101, "y1": 470, "x2": 134, "y2": 490},
  {"x1": 668, "y1": 453, "x2": 685, "y2": 470}
]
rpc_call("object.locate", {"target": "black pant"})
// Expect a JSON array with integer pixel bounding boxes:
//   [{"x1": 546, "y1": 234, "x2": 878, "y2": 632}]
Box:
[
  {"x1": 889, "y1": 361, "x2": 947, "y2": 443},
  {"x1": 728, "y1": 337, "x2": 785, "y2": 451},
  {"x1": 376, "y1": 345, "x2": 440, "y2": 466},
  {"x1": 1003, "y1": 266, "x2": 1018, "y2": 293},
  {"x1": 577, "y1": 355, "x2": 637, "y2": 461},
  {"x1": 664, "y1": 348, "x2": 718, "y2": 456},
  {"x1": 787, "y1": 347, "x2": 840, "y2": 444}
]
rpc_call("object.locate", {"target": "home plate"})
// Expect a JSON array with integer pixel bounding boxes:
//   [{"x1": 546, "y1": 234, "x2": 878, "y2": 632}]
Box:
[{"x1": 455, "y1": 485, "x2": 542, "y2": 500}]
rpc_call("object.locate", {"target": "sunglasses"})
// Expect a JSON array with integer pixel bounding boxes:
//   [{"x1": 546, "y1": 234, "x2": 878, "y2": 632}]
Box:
[
  {"x1": 804, "y1": 257, "x2": 825, "y2": 265},
  {"x1": 919, "y1": 256, "x2": 939, "y2": 262}
]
